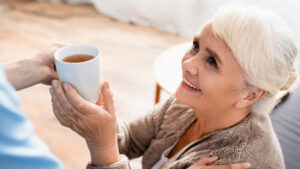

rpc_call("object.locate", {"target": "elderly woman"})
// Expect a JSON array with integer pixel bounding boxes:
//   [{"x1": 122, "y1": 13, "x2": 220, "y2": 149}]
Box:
[{"x1": 50, "y1": 5, "x2": 298, "y2": 169}]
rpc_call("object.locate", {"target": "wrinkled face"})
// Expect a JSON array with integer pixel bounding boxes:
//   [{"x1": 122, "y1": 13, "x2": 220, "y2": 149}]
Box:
[{"x1": 175, "y1": 24, "x2": 248, "y2": 114}]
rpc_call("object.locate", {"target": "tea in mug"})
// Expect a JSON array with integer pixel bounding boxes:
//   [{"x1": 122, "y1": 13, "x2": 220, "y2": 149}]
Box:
[{"x1": 63, "y1": 54, "x2": 94, "y2": 63}]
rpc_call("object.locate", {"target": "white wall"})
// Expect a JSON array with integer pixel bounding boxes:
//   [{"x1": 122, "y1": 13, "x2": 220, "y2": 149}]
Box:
[
  {"x1": 37, "y1": 0, "x2": 300, "y2": 68},
  {"x1": 37, "y1": 0, "x2": 90, "y2": 4},
  {"x1": 38, "y1": 0, "x2": 300, "y2": 38}
]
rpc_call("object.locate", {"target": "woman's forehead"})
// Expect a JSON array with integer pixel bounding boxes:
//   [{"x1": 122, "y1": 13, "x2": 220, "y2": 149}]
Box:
[
  {"x1": 196, "y1": 24, "x2": 226, "y2": 47},
  {"x1": 195, "y1": 24, "x2": 233, "y2": 60},
  {"x1": 195, "y1": 24, "x2": 245, "y2": 75}
]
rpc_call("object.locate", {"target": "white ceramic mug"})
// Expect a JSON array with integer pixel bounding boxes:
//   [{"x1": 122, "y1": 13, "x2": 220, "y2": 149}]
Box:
[{"x1": 54, "y1": 44, "x2": 101, "y2": 103}]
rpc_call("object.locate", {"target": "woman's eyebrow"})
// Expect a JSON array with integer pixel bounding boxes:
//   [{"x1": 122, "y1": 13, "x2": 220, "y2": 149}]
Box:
[
  {"x1": 206, "y1": 48, "x2": 222, "y2": 65},
  {"x1": 193, "y1": 36, "x2": 200, "y2": 43}
]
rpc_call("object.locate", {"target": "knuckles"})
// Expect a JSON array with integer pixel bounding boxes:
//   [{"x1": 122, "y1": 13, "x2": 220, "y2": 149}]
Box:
[{"x1": 77, "y1": 102, "x2": 86, "y2": 111}]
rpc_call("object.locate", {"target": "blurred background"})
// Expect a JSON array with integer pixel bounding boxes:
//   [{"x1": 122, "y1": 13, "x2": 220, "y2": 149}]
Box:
[{"x1": 0, "y1": 0, "x2": 299, "y2": 169}]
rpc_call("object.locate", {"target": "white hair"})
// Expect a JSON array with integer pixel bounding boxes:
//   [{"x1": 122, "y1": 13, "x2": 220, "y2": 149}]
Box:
[{"x1": 211, "y1": 5, "x2": 298, "y2": 114}]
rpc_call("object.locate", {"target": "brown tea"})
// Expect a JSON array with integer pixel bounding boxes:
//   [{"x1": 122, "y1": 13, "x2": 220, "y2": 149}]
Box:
[{"x1": 63, "y1": 54, "x2": 94, "y2": 63}]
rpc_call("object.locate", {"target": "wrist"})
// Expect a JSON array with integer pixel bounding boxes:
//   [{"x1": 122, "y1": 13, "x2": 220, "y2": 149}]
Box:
[
  {"x1": 25, "y1": 58, "x2": 48, "y2": 84},
  {"x1": 87, "y1": 140, "x2": 120, "y2": 166},
  {"x1": 24, "y1": 58, "x2": 48, "y2": 86},
  {"x1": 4, "y1": 58, "x2": 45, "y2": 90}
]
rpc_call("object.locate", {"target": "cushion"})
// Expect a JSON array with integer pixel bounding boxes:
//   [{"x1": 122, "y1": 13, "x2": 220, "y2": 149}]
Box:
[{"x1": 271, "y1": 87, "x2": 300, "y2": 169}]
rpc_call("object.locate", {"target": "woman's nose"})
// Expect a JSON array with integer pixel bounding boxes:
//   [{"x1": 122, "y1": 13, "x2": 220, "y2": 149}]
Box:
[{"x1": 182, "y1": 60, "x2": 198, "y2": 76}]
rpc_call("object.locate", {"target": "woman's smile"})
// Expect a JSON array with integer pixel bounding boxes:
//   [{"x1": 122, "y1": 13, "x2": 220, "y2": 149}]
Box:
[{"x1": 182, "y1": 78, "x2": 202, "y2": 92}]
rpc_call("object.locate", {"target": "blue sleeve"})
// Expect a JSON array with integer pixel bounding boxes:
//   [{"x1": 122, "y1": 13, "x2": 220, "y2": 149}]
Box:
[{"x1": 0, "y1": 64, "x2": 65, "y2": 169}]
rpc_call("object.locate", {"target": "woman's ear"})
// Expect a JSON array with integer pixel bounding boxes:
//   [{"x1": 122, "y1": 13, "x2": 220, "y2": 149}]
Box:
[{"x1": 235, "y1": 89, "x2": 266, "y2": 109}]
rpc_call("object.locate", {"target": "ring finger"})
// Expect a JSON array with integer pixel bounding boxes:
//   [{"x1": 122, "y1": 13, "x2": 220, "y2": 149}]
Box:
[{"x1": 50, "y1": 87, "x2": 73, "y2": 127}]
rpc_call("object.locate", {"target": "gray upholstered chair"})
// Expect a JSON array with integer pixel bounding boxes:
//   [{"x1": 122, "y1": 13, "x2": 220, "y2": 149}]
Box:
[{"x1": 271, "y1": 87, "x2": 300, "y2": 169}]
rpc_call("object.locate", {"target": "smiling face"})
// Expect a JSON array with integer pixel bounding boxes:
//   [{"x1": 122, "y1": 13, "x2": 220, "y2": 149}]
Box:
[{"x1": 175, "y1": 24, "x2": 249, "y2": 114}]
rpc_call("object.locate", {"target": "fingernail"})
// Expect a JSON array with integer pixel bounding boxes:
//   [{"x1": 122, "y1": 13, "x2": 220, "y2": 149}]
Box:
[
  {"x1": 52, "y1": 81, "x2": 57, "y2": 89},
  {"x1": 244, "y1": 163, "x2": 251, "y2": 169},
  {"x1": 63, "y1": 84, "x2": 68, "y2": 92},
  {"x1": 211, "y1": 156, "x2": 218, "y2": 160},
  {"x1": 105, "y1": 84, "x2": 110, "y2": 90}
]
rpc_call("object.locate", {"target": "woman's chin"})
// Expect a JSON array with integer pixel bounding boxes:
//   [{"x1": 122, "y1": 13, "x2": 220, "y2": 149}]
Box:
[
  {"x1": 175, "y1": 83, "x2": 204, "y2": 111},
  {"x1": 175, "y1": 86, "x2": 193, "y2": 106}
]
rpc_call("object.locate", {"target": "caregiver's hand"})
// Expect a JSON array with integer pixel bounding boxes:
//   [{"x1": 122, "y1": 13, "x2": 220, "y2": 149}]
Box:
[
  {"x1": 5, "y1": 43, "x2": 66, "y2": 90},
  {"x1": 50, "y1": 80, "x2": 120, "y2": 166},
  {"x1": 188, "y1": 156, "x2": 251, "y2": 169},
  {"x1": 32, "y1": 43, "x2": 67, "y2": 85}
]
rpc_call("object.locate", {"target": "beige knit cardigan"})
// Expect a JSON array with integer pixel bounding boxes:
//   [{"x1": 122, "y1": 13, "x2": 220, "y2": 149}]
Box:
[{"x1": 87, "y1": 96, "x2": 285, "y2": 169}]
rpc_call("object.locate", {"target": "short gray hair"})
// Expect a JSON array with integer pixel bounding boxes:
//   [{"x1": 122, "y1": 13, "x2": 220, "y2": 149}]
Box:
[{"x1": 211, "y1": 5, "x2": 298, "y2": 113}]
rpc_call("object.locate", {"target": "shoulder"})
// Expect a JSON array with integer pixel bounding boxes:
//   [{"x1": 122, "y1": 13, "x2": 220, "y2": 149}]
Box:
[
  {"x1": 240, "y1": 113, "x2": 285, "y2": 169},
  {"x1": 184, "y1": 113, "x2": 284, "y2": 169}
]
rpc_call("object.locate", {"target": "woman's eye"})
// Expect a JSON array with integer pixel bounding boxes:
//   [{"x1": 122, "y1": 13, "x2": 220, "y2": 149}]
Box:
[
  {"x1": 207, "y1": 56, "x2": 218, "y2": 68},
  {"x1": 192, "y1": 41, "x2": 199, "y2": 53}
]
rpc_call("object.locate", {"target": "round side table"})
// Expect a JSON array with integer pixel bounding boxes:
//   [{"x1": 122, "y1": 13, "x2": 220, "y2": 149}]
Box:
[{"x1": 152, "y1": 42, "x2": 191, "y2": 104}]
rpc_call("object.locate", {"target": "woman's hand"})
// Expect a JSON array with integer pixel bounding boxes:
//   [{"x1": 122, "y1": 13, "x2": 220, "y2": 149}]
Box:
[
  {"x1": 5, "y1": 43, "x2": 66, "y2": 90},
  {"x1": 50, "y1": 80, "x2": 120, "y2": 166},
  {"x1": 188, "y1": 156, "x2": 251, "y2": 169}
]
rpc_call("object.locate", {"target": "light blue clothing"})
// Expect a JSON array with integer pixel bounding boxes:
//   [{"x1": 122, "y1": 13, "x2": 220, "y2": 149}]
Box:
[{"x1": 0, "y1": 64, "x2": 64, "y2": 169}]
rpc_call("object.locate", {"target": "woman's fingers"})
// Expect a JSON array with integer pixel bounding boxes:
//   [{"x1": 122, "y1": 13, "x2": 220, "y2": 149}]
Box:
[
  {"x1": 193, "y1": 156, "x2": 218, "y2": 166},
  {"x1": 50, "y1": 86, "x2": 86, "y2": 133},
  {"x1": 50, "y1": 81, "x2": 118, "y2": 150},
  {"x1": 206, "y1": 163, "x2": 251, "y2": 169},
  {"x1": 51, "y1": 80, "x2": 75, "y2": 114},
  {"x1": 60, "y1": 81, "x2": 115, "y2": 117},
  {"x1": 96, "y1": 85, "x2": 104, "y2": 106},
  {"x1": 62, "y1": 82, "x2": 94, "y2": 113},
  {"x1": 50, "y1": 87, "x2": 70, "y2": 127},
  {"x1": 102, "y1": 81, "x2": 116, "y2": 115},
  {"x1": 50, "y1": 81, "x2": 82, "y2": 123}
]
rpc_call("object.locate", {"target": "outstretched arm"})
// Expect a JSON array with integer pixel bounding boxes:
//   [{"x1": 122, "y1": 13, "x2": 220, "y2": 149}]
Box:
[{"x1": 4, "y1": 43, "x2": 65, "y2": 90}]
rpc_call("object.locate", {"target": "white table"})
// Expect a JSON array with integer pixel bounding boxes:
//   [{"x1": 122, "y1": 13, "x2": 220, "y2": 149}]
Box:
[{"x1": 152, "y1": 42, "x2": 191, "y2": 104}]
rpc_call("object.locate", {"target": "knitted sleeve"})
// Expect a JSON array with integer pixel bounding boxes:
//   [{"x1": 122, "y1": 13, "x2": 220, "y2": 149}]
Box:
[
  {"x1": 239, "y1": 116, "x2": 285, "y2": 169},
  {"x1": 86, "y1": 155, "x2": 130, "y2": 169},
  {"x1": 117, "y1": 96, "x2": 176, "y2": 159}
]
